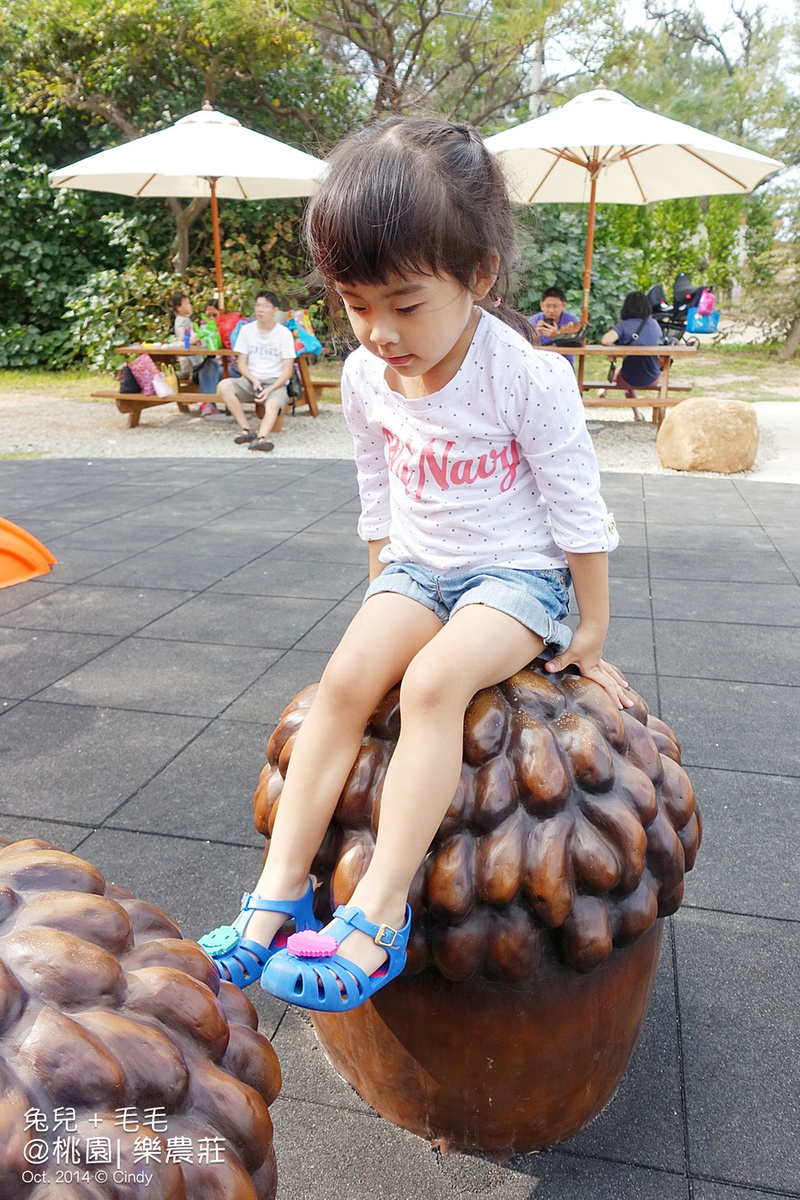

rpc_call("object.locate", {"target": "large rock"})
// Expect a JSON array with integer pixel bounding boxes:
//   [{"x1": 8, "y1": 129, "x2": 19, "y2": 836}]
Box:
[{"x1": 657, "y1": 397, "x2": 759, "y2": 473}]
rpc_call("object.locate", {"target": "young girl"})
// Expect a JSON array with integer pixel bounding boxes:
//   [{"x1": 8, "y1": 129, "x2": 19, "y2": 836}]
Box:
[
  {"x1": 168, "y1": 290, "x2": 222, "y2": 415},
  {"x1": 600, "y1": 291, "x2": 664, "y2": 422},
  {"x1": 200, "y1": 117, "x2": 630, "y2": 1013}
]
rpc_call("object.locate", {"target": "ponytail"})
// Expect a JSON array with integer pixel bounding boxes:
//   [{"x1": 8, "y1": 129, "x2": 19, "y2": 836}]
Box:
[{"x1": 484, "y1": 292, "x2": 537, "y2": 346}]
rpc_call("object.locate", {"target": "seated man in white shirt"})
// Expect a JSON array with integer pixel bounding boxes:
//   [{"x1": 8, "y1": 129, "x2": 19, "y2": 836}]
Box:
[{"x1": 218, "y1": 291, "x2": 296, "y2": 451}]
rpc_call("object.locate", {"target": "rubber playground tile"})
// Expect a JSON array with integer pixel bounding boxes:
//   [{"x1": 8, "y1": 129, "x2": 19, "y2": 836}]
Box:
[
  {"x1": 509, "y1": 1151, "x2": 687, "y2": 1200},
  {"x1": 270, "y1": 1095, "x2": 542, "y2": 1200},
  {"x1": 270, "y1": 1008, "x2": 374, "y2": 1116},
  {"x1": 150, "y1": 526, "x2": 286, "y2": 564},
  {"x1": 603, "y1": 616, "x2": 656, "y2": 675},
  {"x1": 610, "y1": 575, "x2": 654, "y2": 620},
  {"x1": 0, "y1": 700, "x2": 205, "y2": 822},
  {"x1": 691, "y1": 1183, "x2": 777, "y2": 1200},
  {"x1": 0, "y1": 816, "x2": 97, "y2": 854},
  {"x1": 112, "y1": 717, "x2": 272, "y2": 845},
  {"x1": 45, "y1": 517, "x2": 189, "y2": 554},
  {"x1": 211, "y1": 556, "x2": 368, "y2": 600},
  {"x1": 644, "y1": 523, "x2": 777, "y2": 552},
  {"x1": 0, "y1": 584, "x2": 195, "y2": 637},
  {"x1": 262, "y1": 530, "x2": 366, "y2": 564},
  {"x1": 294, "y1": 599, "x2": 362, "y2": 652},
  {"x1": 650, "y1": 578, "x2": 800, "y2": 625},
  {"x1": 73, "y1": 826, "x2": 270, "y2": 949},
  {"x1": 222, "y1": 649, "x2": 331, "y2": 726},
  {"x1": 654, "y1": 620, "x2": 798, "y2": 686},
  {"x1": 675, "y1": 909, "x2": 800, "y2": 1194},
  {"x1": 608, "y1": 545, "x2": 649, "y2": 579},
  {"x1": 84, "y1": 547, "x2": 249, "y2": 591},
  {"x1": 648, "y1": 546, "x2": 793, "y2": 584},
  {"x1": 0, "y1": 579, "x2": 62, "y2": 617},
  {"x1": 139, "y1": 592, "x2": 337, "y2": 650},
  {"x1": 658, "y1": 676, "x2": 800, "y2": 776},
  {"x1": 37, "y1": 637, "x2": 277, "y2": 718},
  {"x1": 0, "y1": 627, "x2": 119, "y2": 698},
  {"x1": 682, "y1": 767, "x2": 800, "y2": 923}
]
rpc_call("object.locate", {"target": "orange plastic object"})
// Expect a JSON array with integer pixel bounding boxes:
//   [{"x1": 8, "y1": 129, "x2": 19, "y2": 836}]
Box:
[{"x1": 0, "y1": 516, "x2": 57, "y2": 588}]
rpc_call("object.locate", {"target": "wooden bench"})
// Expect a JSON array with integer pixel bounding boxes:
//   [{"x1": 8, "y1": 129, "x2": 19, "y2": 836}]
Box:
[
  {"x1": 102, "y1": 347, "x2": 338, "y2": 431},
  {"x1": 90, "y1": 390, "x2": 196, "y2": 429},
  {"x1": 272, "y1": 354, "x2": 338, "y2": 432},
  {"x1": 579, "y1": 381, "x2": 692, "y2": 427}
]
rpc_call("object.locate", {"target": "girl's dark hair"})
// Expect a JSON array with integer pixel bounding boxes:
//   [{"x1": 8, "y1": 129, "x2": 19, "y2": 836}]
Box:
[
  {"x1": 168, "y1": 290, "x2": 187, "y2": 317},
  {"x1": 621, "y1": 291, "x2": 652, "y2": 321},
  {"x1": 306, "y1": 117, "x2": 534, "y2": 345}
]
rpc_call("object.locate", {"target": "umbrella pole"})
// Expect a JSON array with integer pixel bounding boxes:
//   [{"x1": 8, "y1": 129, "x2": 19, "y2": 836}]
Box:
[
  {"x1": 209, "y1": 177, "x2": 224, "y2": 309},
  {"x1": 580, "y1": 172, "x2": 598, "y2": 331}
]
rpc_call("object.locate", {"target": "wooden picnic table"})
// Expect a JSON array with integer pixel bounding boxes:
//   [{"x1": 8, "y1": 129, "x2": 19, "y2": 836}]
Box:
[
  {"x1": 97, "y1": 345, "x2": 335, "y2": 429},
  {"x1": 542, "y1": 343, "x2": 698, "y2": 426}
]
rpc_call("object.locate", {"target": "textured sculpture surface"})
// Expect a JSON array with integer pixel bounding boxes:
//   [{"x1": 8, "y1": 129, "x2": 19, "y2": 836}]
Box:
[
  {"x1": 254, "y1": 662, "x2": 701, "y2": 1152},
  {"x1": 0, "y1": 838, "x2": 281, "y2": 1199}
]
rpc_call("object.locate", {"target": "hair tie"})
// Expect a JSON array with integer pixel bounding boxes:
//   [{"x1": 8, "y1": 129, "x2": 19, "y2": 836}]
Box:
[{"x1": 492, "y1": 296, "x2": 501, "y2": 307}]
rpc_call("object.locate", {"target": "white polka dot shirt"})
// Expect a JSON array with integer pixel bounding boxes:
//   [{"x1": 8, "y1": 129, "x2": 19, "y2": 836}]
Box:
[{"x1": 341, "y1": 309, "x2": 619, "y2": 572}]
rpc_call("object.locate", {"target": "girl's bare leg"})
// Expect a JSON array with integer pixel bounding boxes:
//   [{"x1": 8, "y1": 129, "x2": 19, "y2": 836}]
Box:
[
  {"x1": 237, "y1": 593, "x2": 443, "y2": 952},
  {"x1": 329, "y1": 604, "x2": 546, "y2": 977}
]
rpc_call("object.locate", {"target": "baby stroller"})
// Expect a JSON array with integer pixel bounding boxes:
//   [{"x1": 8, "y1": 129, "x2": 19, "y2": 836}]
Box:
[{"x1": 647, "y1": 274, "x2": 712, "y2": 345}]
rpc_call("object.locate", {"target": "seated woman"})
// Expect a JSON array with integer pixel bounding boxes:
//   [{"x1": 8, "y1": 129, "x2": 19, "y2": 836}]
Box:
[
  {"x1": 600, "y1": 291, "x2": 663, "y2": 422},
  {"x1": 168, "y1": 291, "x2": 223, "y2": 416}
]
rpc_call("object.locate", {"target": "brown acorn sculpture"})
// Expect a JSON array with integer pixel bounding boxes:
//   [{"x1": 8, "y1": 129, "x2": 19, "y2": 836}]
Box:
[
  {"x1": 0, "y1": 837, "x2": 281, "y2": 1199},
  {"x1": 254, "y1": 662, "x2": 700, "y2": 1154}
]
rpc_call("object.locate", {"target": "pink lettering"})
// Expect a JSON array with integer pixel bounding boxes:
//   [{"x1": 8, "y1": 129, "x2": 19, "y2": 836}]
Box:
[
  {"x1": 449, "y1": 458, "x2": 480, "y2": 486},
  {"x1": 498, "y1": 441, "x2": 521, "y2": 492},
  {"x1": 476, "y1": 450, "x2": 499, "y2": 480},
  {"x1": 383, "y1": 427, "x2": 413, "y2": 489},
  {"x1": 416, "y1": 439, "x2": 455, "y2": 500}
]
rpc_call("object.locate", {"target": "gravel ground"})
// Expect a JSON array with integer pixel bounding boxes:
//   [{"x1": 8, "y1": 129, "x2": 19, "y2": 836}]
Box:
[{"x1": 0, "y1": 391, "x2": 795, "y2": 481}]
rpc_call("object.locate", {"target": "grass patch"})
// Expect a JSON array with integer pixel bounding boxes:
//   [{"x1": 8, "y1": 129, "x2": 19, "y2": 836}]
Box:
[
  {"x1": 0, "y1": 368, "x2": 116, "y2": 401},
  {"x1": 0, "y1": 451, "x2": 45, "y2": 459}
]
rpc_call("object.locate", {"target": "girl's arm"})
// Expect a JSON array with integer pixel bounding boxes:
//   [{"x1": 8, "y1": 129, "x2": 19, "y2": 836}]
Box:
[
  {"x1": 544, "y1": 551, "x2": 632, "y2": 709},
  {"x1": 600, "y1": 329, "x2": 619, "y2": 346},
  {"x1": 368, "y1": 538, "x2": 390, "y2": 582}
]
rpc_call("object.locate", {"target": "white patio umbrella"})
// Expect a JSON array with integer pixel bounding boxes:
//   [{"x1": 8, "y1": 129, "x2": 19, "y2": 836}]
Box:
[
  {"x1": 49, "y1": 103, "x2": 326, "y2": 306},
  {"x1": 485, "y1": 87, "x2": 783, "y2": 325}
]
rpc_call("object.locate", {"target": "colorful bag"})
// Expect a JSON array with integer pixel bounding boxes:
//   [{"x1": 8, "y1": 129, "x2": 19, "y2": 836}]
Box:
[
  {"x1": 686, "y1": 307, "x2": 720, "y2": 333},
  {"x1": 230, "y1": 318, "x2": 251, "y2": 350},
  {"x1": 119, "y1": 365, "x2": 141, "y2": 394},
  {"x1": 697, "y1": 288, "x2": 715, "y2": 316},
  {"x1": 128, "y1": 354, "x2": 160, "y2": 394},
  {"x1": 198, "y1": 318, "x2": 223, "y2": 351},
  {"x1": 217, "y1": 311, "x2": 243, "y2": 349},
  {"x1": 285, "y1": 311, "x2": 323, "y2": 356}
]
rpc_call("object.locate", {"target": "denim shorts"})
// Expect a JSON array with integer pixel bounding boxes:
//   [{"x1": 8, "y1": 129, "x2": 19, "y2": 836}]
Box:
[{"x1": 364, "y1": 562, "x2": 573, "y2": 653}]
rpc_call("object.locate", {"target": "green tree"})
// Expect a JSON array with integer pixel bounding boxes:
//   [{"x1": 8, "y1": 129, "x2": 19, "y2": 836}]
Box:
[
  {"x1": 0, "y1": 0, "x2": 354, "y2": 270},
  {"x1": 294, "y1": 0, "x2": 621, "y2": 127}
]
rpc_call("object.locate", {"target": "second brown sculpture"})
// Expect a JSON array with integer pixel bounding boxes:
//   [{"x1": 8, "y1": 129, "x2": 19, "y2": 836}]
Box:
[{"x1": 254, "y1": 661, "x2": 701, "y2": 1154}]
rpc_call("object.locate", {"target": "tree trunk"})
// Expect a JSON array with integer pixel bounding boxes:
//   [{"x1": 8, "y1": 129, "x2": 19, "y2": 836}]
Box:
[
  {"x1": 167, "y1": 196, "x2": 210, "y2": 273},
  {"x1": 778, "y1": 312, "x2": 800, "y2": 359}
]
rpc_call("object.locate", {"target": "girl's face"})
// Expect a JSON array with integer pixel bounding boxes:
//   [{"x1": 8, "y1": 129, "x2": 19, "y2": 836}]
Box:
[
  {"x1": 338, "y1": 266, "x2": 494, "y2": 396},
  {"x1": 177, "y1": 296, "x2": 192, "y2": 316}
]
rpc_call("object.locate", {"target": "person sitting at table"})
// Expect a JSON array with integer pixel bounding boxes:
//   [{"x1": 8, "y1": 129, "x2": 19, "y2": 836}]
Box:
[
  {"x1": 217, "y1": 291, "x2": 296, "y2": 452},
  {"x1": 528, "y1": 286, "x2": 581, "y2": 366},
  {"x1": 168, "y1": 290, "x2": 223, "y2": 417},
  {"x1": 600, "y1": 291, "x2": 663, "y2": 422}
]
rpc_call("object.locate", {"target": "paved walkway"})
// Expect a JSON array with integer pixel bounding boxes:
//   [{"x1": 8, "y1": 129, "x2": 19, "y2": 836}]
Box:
[{"x1": 0, "y1": 457, "x2": 798, "y2": 1200}]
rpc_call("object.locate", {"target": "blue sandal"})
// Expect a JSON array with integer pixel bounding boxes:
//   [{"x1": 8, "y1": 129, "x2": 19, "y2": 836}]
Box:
[
  {"x1": 198, "y1": 880, "x2": 320, "y2": 989},
  {"x1": 259, "y1": 903, "x2": 411, "y2": 1011}
]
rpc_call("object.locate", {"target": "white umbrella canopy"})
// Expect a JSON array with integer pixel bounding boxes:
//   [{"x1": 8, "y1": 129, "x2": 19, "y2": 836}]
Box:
[
  {"x1": 485, "y1": 88, "x2": 783, "y2": 323},
  {"x1": 49, "y1": 105, "x2": 326, "y2": 303}
]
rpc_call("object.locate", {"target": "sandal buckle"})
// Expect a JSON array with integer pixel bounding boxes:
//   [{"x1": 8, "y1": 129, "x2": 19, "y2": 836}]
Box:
[{"x1": 374, "y1": 923, "x2": 399, "y2": 948}]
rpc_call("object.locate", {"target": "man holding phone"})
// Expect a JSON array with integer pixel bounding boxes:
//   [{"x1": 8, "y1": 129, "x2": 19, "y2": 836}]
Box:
[{"x1": 218, "y1": 291, "x2": 296, "y2": 451}]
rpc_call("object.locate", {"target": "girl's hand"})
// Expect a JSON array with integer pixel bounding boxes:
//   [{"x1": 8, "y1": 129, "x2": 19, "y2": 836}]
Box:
[{"x1": 545, "y1": 628, "x2": 633, "y2": 709}]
